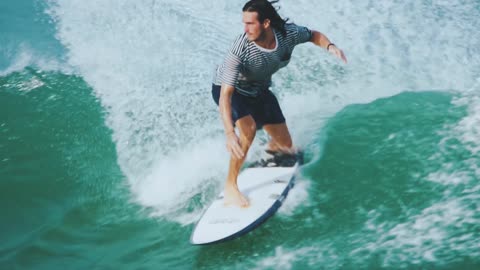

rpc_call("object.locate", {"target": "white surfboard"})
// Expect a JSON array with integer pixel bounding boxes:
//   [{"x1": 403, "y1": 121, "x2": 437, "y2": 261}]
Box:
[{"x1": 190, "y1": 153, "x2": 302, "y2": 245}]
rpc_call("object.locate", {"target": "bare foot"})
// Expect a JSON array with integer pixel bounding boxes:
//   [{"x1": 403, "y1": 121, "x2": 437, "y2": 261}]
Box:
[{"x1": 223, "y1": 185, "x2": 249, "y2": 208}]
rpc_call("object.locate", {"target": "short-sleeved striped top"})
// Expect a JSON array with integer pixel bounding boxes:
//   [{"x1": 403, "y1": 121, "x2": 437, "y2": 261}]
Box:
[{"x1": 213, "y1": 23, "x2": 312, "y2": 97}]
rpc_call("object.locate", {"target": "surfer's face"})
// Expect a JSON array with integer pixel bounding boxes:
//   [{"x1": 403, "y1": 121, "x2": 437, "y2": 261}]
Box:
[{"x1": 242, "y1": 11, "x2": 269, "y2": 42}]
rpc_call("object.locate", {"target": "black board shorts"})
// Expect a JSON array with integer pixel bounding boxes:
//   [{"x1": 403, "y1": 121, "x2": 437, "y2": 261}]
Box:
[{"x1": 211, "y1": 84, "x2": 286, "y2": 129}]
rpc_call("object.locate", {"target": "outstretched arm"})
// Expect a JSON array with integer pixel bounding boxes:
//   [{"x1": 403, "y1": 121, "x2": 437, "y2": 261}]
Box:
[{"x1": 310, "y1": 30, "x2": 347, "y2": 63}]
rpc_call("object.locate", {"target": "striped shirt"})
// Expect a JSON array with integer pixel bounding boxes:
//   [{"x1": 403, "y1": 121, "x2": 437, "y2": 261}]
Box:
[{"x1": 213, "y1": 23, "x2": 313, "y2": 97}]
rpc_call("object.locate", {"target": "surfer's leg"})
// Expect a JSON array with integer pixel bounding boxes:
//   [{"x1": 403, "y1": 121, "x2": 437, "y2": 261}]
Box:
[
  {"x1": 263, "y1": 122, "x2": 295, "y2": 154},
  {"x1": 257, "y1": 90, "x2": 294, "y2": 153},
  {"x1": 224, "y1": 115, "x2": 256, "y2": 207}
]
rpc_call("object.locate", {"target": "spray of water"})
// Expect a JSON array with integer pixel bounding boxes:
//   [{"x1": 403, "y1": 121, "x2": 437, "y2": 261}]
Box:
[{"x1": 47, "y1": 0, "x2": 480, "y2": 227}]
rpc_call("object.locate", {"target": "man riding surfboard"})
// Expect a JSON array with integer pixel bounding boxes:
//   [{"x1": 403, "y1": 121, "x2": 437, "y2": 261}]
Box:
[{"x1": 212, "y1": 0, "x2": 347, "y2": 207}]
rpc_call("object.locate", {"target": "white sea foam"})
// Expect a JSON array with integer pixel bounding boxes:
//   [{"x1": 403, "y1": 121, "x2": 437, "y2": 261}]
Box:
[
  {"x1": 0, "y1": 44, "x2": 72, "y2": 76},
  {"x1": 250, "y1": 243, "x2": 344, "y2": 270},
  {"x1": 354, "y1": 192, "x2": 480, "y2": 268},
  {"x1": 451, "y1": 80, "x2": 480, "y2": 156},
  {"x1": 277, "y1": 180, "x2": 310, "y2": 216},
  {"x1": 135, "y1": 137, "x2": 226, "y2": 219},
  {"x1": 253, "y1": 246, "x2": 319, "y2": 270}
]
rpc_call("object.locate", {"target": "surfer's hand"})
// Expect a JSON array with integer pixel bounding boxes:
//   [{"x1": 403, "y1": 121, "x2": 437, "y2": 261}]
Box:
[
  {"x1": 329, "y1": 45, "x2": 347, "y2": 63},
  {"x1": 226, "y1": 132, "x2": 244, "y2": 159}
]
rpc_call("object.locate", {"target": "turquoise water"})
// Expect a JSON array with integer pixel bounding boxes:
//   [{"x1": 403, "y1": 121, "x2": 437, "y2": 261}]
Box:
[{"x1": 1, "y1": 0, "x2": 480, "y2": 269}]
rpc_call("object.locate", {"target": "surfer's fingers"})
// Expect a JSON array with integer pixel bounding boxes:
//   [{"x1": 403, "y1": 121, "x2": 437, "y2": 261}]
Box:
[
  {"x1": 337, "y1": 49, "x2": 347, "y2": 63},
  {"x1": 231, "y1": 142, "x2": 244, "y2": 159},
  {"x1": 340, "y1": 51, "x2": 347, "y2": 63},
  {"x1": 226, "y1": 134, "x2": 244, "y2": 159},
  {"x1": 226, "y1": 139, "x2": 243, "y2": 159}
]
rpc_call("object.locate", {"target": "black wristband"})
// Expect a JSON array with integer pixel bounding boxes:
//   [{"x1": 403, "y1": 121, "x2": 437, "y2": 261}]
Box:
[{"x1": 327, "y1": 43, "x2": 335, "y2": 51}]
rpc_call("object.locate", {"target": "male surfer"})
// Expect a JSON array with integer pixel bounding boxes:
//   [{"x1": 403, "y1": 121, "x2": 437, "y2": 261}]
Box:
[{"x1": 212, "y1": 0, "x2": 347, "y2": 207}]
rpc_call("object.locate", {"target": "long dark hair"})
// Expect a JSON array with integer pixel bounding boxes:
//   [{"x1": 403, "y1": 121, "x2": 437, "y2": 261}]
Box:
[{"x1": 242, "y1": 0, "x2": 288, "y2": 36}]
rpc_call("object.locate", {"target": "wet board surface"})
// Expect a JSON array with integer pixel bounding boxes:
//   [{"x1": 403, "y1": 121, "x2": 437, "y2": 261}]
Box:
[{"x1": 190, "y1": 153, "x2": 303, "y2": 245}]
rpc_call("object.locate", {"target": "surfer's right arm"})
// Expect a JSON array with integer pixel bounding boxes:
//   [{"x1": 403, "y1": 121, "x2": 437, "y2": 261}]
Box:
[{"x1": 219, "y1": 83, "x2": 244, "y2": 159}]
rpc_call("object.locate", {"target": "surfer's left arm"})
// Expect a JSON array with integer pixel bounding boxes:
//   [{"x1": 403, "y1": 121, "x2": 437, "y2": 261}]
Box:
[{"x1": 310, "y1": 30, "x2": 347, "y2": 63}]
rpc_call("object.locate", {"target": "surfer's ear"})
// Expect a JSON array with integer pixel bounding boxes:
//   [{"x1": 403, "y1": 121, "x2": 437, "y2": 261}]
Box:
[{"x1": 263, "y1": 18, "x2": 271, "y2": 28}]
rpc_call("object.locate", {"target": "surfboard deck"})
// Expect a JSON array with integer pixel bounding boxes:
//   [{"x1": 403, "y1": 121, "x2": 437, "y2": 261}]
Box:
[{"x1": 190, "y1": 152, "x2": 303, "y2": 245}]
